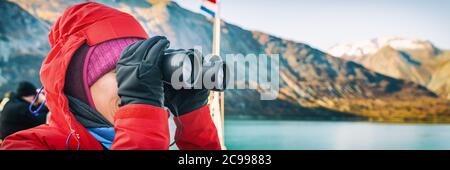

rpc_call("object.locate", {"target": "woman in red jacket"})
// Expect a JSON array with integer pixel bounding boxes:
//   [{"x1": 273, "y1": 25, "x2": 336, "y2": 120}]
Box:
[{"x1": 0, "y1": 2, "x2": 221, "y2": 150}]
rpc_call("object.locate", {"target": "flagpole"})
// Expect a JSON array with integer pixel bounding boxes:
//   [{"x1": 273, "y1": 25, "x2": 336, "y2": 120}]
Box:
[{"x1": 211, "y1": 0, "x2": 226, "y2": 150}]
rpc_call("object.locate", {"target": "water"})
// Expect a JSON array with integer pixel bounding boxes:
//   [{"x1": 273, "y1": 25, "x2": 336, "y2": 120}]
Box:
[{"x1": 224, "y1": 120, "x2": 450, "y2": 150}]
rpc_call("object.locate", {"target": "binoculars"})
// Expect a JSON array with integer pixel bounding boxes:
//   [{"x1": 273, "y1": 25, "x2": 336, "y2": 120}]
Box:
[{"x1": 161, "y1": 49, "x2": 228, "y2": 91}]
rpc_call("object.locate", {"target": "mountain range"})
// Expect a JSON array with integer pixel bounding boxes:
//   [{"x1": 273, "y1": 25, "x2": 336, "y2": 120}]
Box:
[
  {"x1": 329, "y1": 36, "x2": 450, "y2": 99},
  {"x1": 1, "y1": 0, "x2": 449, "y2": 122}
]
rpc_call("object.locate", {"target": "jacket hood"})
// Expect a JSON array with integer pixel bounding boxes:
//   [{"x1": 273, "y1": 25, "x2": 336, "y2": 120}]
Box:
[{"x1": 41, "y1": 2, "x2": 148, "y2": 149}]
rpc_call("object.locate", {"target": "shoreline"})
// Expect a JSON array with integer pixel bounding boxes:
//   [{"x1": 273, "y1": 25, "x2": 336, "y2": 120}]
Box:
[{"x1": 224, "y1": 115, "x2": 450, "y2": 124}]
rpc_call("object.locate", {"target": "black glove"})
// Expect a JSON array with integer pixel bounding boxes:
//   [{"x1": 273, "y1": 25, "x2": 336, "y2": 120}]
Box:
[
  {"x1": 164, "y1": 83, "x2": 210, "y2": 117},
  {"x1": 116, "y1": 36, "x2": 170, "y2": 107}
]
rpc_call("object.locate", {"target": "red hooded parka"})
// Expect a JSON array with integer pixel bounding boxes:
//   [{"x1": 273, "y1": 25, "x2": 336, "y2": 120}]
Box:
[{"x1": 0, "y1": 2, "x2": 221, "y2": 150}]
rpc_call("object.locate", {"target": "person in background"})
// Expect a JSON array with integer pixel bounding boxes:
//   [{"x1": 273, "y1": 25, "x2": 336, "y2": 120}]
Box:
[{"x1": 0, "y1": 82, "x2": 48, "y2": 140}]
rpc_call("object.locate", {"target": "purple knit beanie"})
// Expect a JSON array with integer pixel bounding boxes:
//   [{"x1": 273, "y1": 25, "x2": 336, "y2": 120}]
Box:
[{"x1": 65, "y1": 38, "x2": 142, "y2": 108}]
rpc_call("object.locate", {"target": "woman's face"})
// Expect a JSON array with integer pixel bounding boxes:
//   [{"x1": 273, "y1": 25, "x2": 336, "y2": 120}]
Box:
[{"x1": 90, "y1": 70, "x2": 120, "y2": 124}]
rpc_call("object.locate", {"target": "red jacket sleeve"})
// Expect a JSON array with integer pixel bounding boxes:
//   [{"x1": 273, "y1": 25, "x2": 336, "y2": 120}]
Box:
[
  {"x1": 111, "y1": 104, "x2": 170, "y2": 150},
  {"x1": 0, "y1": 125, "x2": 67, "y2": 150},
  {"x1": 174, "y1": 105, "x2": 221, "y2": 150},
  {"x1": 0, "y1": 131, "x2": 49, "y2": 150}
]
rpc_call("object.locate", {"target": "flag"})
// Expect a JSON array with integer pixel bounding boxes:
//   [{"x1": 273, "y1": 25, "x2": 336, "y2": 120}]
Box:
[{"x1": 200, "y1": 0, "x2": 218, "y2": 17}]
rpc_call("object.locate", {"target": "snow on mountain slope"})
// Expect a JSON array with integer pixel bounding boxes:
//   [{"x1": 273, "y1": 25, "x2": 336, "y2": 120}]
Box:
[{"x1": 328, "y1": 36, "x2": 438, "y2": 61}]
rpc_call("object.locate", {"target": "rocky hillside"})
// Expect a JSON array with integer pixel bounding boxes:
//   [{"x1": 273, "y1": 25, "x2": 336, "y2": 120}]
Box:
[
  {"x1": 2, "y1": 0, "x2": 450, "y2": 122},
  {"x1": 429, "y1": 59, "x2": 450, "y2": 99},
  {"x1": 0, "y1": 1, "x2": 49, "y2": 93}
]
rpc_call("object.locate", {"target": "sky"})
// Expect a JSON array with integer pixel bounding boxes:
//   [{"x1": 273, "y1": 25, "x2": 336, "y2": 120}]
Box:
[{"x1": 173, "y1": 0, "x2": 450, "y2": 51}]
